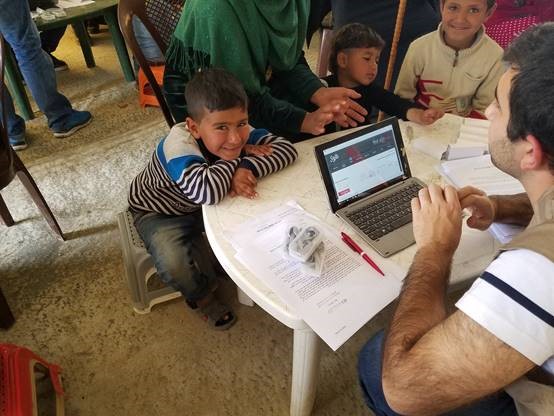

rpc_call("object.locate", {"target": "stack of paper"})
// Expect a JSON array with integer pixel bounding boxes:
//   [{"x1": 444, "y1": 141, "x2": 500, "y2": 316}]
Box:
[
  {"x1": 411, "y1": 117, "x2": 489, "y2": 161},
  {"x1": 440, "y1": 155, "x2": 524, "y2": 195},
  {"x1": 228, "y1": 202, "x2": 404, "y2": 350},
  {"x1": 458, "y1": 117, "x2": 490, "y2": 144}
]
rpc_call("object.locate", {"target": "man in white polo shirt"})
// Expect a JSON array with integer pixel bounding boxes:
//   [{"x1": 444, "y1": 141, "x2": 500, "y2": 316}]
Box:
[{"x1": 358, "y1": 23, "x2": 554, "y2": 416}]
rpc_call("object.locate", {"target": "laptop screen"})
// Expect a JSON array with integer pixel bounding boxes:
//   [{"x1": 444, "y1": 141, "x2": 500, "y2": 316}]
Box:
[
  {"x1": 314, "y1": 118, "x2": 412, "y2": 212},
  {"x1": 322, "y1": 124, "x2": 405, "y2": 204}
]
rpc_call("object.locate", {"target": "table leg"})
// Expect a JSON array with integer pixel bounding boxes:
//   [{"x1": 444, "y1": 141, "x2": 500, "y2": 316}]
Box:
[
  {"x1": 104, "y1": 8, "x2": 136, "y2": 82},
  {"x1": 290, "y1": 327, "x2": 321, "y2": 416},
  {"x1": 4, "y1": 46, "x2": 33, "y2": 120},
  {"x1": 237, "y1": 287, "x2": 254, "y2": 307},
  {"x1": 0, "y1": 287, "x2": 15, "y2": 329},
  {"x1": 71, "y1": 21, "x2": 95, "y2": 68}
]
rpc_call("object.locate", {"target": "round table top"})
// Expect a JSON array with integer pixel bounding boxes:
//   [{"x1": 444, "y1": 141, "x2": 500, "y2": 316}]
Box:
[{"x1": 203, "y1": 115, "x2": 499, "y2": 329}]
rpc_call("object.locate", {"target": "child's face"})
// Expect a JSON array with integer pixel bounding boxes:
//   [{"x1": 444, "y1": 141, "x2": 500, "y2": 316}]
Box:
[
  {"x1": 338, "y1": 47, "x2": 381, "y2": 87},
  {"x1": 441, "y1": 0, "x2": 494, "y2": 49},
  {"x1": 186, "y1": 107, "x2": 250, "y2": 160}
]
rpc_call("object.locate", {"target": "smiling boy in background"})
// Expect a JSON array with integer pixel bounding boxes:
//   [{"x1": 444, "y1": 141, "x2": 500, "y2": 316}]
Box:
[{"x1": 395, "y1": 0, "x2": 504, "y2": 118}]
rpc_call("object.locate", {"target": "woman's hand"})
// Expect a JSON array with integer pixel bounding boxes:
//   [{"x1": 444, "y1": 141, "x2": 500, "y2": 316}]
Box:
[
  {"x1": 311, "y1": 87, "x2": 368, "y2": 128},
  {"x1": 300, "y1": 102, "x2": 343, "y2": 135}
]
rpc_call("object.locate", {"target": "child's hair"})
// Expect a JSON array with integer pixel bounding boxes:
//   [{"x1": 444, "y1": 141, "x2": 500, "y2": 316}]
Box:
[
  {"x1": 328, "y1": 23, "x2": 385, "y2": 75},
  {"x1": 440, "y1": 0, "x2": 496, "y2": 10},
  {"x1": 185, "y1": 68, "x2": 248, "y2": 120}
]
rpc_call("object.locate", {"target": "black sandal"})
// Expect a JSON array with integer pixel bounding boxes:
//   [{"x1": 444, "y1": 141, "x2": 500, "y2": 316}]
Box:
[{"x1": 186, "y1": 296, "x2": 237, "y2": 331}]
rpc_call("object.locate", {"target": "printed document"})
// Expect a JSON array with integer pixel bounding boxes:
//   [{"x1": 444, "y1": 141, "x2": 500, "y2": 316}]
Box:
[{"x1": 229, "y1": 202, "x2": 404, "y2": 350}]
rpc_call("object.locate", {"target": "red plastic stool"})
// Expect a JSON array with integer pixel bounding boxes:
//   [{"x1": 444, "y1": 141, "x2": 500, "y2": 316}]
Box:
[
  {"x1": 138, "y1": 65, "x2": 165, "y2": 108},
  {"x1": 0, "y1": 344, "x2": 64, "y2": 416}
]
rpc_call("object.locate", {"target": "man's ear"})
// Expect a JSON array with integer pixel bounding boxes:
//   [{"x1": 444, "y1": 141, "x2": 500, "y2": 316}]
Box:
[
  {"x1": 337, "y1": 51, "x2": 349, "y2": 70},
  {"x1": 185, "y1": 117, "x2": 201, "y2": 139},
  {"x1": 520, "y1": 135, "x2": 545, "y2": 171}
]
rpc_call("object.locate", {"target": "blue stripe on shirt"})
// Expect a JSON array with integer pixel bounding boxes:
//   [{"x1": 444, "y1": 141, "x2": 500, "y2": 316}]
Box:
[
  {"x1": 166, "y1": 155, "x2": 205, "y2": 182},
  {"x1": 247, "y1": 128, "x2": 270, "y2": 144},
  {"x1": 481, "y1": 271, "x2": 554, "y2": 327}
]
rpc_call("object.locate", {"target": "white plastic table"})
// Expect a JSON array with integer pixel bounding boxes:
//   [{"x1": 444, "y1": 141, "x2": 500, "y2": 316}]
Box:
[{"x1": 203, "y1": 116, "x2": 500, "y2": 416}]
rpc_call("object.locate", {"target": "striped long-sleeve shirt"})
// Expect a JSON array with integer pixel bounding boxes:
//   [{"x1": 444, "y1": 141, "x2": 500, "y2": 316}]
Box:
[{"x1": 129, "y1": 123, "x2": 298, "y2": 215}]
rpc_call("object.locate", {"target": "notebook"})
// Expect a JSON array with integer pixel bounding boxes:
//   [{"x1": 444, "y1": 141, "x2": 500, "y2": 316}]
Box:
[{"x1": 314, "y1": 118, "x2": 425, "y2": 257}]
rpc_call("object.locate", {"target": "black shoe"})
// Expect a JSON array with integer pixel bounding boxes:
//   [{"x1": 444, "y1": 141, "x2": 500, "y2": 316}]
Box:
[{"x1": 48, "y1": 53, "x2": 68, "y2": 72}]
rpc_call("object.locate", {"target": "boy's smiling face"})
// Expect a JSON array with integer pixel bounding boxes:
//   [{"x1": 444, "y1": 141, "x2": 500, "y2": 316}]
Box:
[
  {"x1": 440, "y1": 0, "x2": 495, "y2": 50},
  {"x1": 186, "y1": 107, "x2": 250, "y2": 161},
  {"x1": 338, "y1": 47, "x2": 381, "y2": 88}
]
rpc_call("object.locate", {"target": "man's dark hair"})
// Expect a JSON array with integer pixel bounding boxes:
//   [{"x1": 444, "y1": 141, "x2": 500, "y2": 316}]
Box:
[
  {"x1": 503, "y1": 22, "x2": 554, "y2": 171},
  {"x1": 185, "y1": 68, "x2": 248, "y2": 121},
  {"x1": 328, "y1": 23, "x2": 385, "y2": 75}
]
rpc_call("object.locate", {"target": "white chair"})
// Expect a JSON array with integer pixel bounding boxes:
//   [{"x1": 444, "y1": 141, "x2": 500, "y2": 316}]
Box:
[{"x1": 117, "y1": 210, "x2": 181, "y2": 314}]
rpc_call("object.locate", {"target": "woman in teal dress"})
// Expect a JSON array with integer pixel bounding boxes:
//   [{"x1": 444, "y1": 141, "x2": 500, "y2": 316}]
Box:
[{"x1": 163, "y1": 0, "x2": 366, "y2": 141}]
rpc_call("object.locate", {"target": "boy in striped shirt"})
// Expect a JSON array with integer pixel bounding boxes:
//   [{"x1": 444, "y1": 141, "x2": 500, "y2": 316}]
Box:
[{"x1": 128, "y1": 68, "x2": 298, "y2": 330}]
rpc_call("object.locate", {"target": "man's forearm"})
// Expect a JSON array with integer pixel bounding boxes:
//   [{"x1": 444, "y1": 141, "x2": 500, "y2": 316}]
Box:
[
  {"x1": 385, "y1": 246, "x2": 451, "y2": 358},
  {"x1": 491, "y1": 193, "x2": 533, "y2": 226}
]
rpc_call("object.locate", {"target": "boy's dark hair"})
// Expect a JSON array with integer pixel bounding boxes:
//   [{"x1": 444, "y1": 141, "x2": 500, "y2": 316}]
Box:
[
  {"x1": 328, "y1": 23, "x2": 385, "y2": 75},
  {"x1": 185, "y1": 68, "x2": 248, "y2": 120},
  {"x1": 504, "y1": 22, "x2": 554, "y2": 171},
  {"x1": 440, "y1": 0, "x2": 496, "y2": 10}
]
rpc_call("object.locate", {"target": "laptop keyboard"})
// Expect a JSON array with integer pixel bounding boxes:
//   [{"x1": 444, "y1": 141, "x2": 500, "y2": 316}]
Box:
[{"x1": 346, "y1": 183, "x2": 423, "y2": 240}]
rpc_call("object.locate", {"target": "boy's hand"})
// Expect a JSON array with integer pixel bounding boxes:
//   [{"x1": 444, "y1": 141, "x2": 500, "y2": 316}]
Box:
[
  {"x1": 244, "y1": 144, "x2": 273, "y2": 157},
  {"x1": 230, "y1": 168, "x2": 258, "y2": 199},
  {"x1": 407, "y1": 108, "x2": 444, "y2": 125},
  {"x1": 300, "y1": 102, "x2": 342, "y2": 135},
  {"x1": 311, "y1": 87, "x2": 368, "y2": 127}
]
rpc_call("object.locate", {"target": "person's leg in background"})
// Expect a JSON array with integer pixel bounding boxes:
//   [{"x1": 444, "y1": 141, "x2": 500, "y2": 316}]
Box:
[
  {"x1": 40, "y1": 25, "x2": 68, "y2": 71},
  {"x1": 358, "y1": 330, "x2": 519, "y2": 416},
  {"x1": 0, "y1": 0, "x2": 91, "y2": 141},
  {"x1": 0, "y1": 82, "x2": 27, "y2": 150}
]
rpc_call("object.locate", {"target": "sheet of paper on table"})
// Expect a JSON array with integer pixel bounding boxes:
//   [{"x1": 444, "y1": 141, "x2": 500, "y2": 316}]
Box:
[
  {"x1": 58, "y1": 0, "x2": 95, "y2": 9},
  {"x1": 229, "y1": 202, "x2": 404, "y2": 351}
]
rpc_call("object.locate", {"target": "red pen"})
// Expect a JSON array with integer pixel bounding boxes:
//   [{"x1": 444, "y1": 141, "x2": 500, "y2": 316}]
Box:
[{"x1": 340, "y1": 232, "x2": 385, "y2": 276}]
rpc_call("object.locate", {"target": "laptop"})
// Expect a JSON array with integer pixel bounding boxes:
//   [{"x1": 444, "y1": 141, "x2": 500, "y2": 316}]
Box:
[{"x1": 314, "y1": 117, "x2": 425, "y2": 257}]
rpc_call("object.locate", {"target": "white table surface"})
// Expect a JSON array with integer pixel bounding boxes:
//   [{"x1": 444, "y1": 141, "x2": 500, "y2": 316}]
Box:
[{"x1": 203, "y1": 115, "x2": 500, "y2": 416}]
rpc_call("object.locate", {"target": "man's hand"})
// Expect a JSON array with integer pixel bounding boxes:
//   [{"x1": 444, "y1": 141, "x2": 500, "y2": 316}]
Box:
[
  {"x1": 310, "y1": 87, "x2": 368, "y2": 128},
  {"x1": 406, "y1": 108, "x2": 444, "y2": 125},
  {"x1": 458, "y1": 186, "x2": 496, "y2": 230},
  {"x1": 243, "y1": 144, "x2": 273, "y2": 157},
  {"x1": 411, "y1": 184, "x2": 462, "y2": 256},
  {"x1": 230, "y1": 168, "x2": 258, "y2": 199}
]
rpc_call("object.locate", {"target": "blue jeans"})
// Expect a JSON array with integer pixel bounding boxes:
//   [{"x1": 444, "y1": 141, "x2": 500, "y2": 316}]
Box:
[
  {"x1": 358, "y1": 330, "x2": 518, "y2": 416},
  {"x1": 132, "y1": 17, "x2": 164, "y2": 64},
  {"x1": 133, "y1": 210, "x2": 218, "y2": 302},
  {"x1": 0, "y1": 0, "x2": 73, "y2": 136}
]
